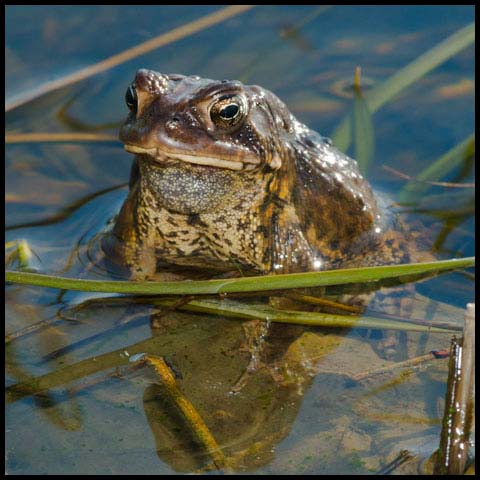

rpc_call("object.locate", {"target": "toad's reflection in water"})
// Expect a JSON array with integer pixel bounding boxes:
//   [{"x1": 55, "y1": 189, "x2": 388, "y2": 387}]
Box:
[
  {"x1": 141, "y1": 311, "x2": 341, "y2": 472},
  {"x1": 137, "y1": 300, "x2": 453, "y2": 473}
]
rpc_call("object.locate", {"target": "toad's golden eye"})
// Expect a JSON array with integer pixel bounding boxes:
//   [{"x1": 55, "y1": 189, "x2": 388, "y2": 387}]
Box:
[
  {"x1": 125, "y1": 83, "x2": 137, "y2": 113},
  {"x1": 210, "y1": 95, "x2": 246, "y2": 128}
]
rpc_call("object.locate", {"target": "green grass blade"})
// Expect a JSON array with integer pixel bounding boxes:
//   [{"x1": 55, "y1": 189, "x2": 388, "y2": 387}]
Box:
[
  {"x1": 331, "y1": 22, "x2": 475, "y2": 152},
  {"x1": 5, "y1": 257, "x2": 475, "y2": 295},
  {"x1": 352, "y1": 87, "x2": 375, "y2": 176},
  {"x1": 150, "y1": 297, "x2": 458, "y2": 333},
  {"x1": 398, "y1": 134, "x2": 475, "y2": 204}
]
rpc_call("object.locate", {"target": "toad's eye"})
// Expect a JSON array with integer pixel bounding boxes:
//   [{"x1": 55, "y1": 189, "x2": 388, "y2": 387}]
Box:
[
  {"x1": 210, "y1": 95, "x2": 246, "y2": 128},
  {"x1": 125, "y1": 84, "x2": 137, "y2": 113}
]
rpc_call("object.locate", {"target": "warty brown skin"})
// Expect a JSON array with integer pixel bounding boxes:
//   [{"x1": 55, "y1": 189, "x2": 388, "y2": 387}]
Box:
[{"x1": 109, "y1": 69, "x2": 412, "y2": 280}]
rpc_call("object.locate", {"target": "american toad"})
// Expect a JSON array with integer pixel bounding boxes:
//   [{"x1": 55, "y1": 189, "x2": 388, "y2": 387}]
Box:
[{"x1": 108, "y1": 69, "x2": 414, "y2": 280}]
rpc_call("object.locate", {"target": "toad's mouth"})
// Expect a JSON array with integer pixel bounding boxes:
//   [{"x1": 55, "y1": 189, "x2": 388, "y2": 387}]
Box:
[{"x1": 124, "y1": 144, "x2": 258, "y2": 171}]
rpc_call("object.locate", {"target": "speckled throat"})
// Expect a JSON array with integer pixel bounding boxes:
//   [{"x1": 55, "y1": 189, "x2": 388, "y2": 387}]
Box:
[
  {"x1": 138, "y1": 158, "x2": 250, "y2": 215},
  {"x1": 112, "y1": 157, "x2": 282, "y2": 277}
]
